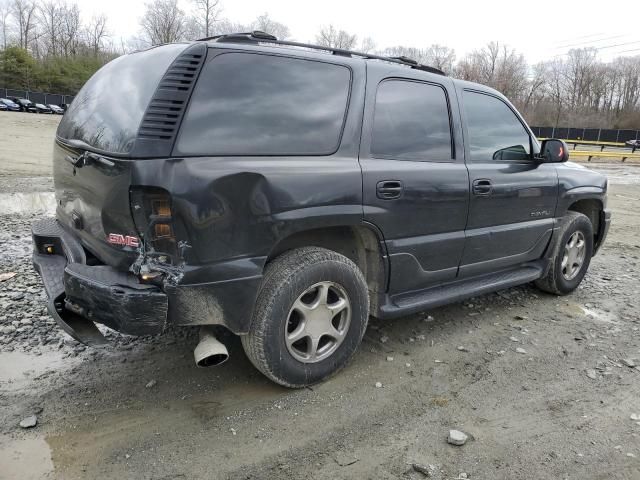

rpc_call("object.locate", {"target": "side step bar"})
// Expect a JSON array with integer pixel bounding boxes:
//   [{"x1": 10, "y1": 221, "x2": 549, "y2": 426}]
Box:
[{"x1": 378, "y1": 262, "x2": 546, "y2": 319}]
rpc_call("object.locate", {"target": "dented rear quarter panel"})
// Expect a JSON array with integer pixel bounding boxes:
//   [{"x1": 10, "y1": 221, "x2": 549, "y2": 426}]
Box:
[{"x1": 127, "y1": 60, "x2": 367, "y2": 332}]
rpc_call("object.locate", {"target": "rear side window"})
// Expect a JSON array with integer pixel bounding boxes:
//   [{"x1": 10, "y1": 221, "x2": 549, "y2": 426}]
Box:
[
  {"x1": 463, "y1": 90, "x2": 531, "y2": 161},
  {"x1": 57, "y1": 43, "x2": 187, "y2": 154},
  {"x1": 371, "y1": 80, "x2": 452, "y2": 161},
  {"x1": 174, "y1": 53, "x2": 351, "y2": 156}
]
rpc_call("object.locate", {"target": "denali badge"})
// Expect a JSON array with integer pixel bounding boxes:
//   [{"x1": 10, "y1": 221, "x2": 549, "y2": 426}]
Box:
[{"x1": 107, "y1": 233, "x2": 140, "y2": 248}]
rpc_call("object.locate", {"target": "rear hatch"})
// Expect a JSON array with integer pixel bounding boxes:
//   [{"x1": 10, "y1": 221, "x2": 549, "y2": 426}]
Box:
[{"x1": 54, "y1": 43, "x2": 188, "y2": 268}]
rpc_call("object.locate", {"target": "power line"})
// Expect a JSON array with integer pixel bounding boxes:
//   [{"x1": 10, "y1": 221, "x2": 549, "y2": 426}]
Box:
[
  {"x1": 612, "y1": 48, "x2": 640, "y2": 54},
  {"x1": 553, "y1": 40, "x2": 640, "y2": 57},
  {"x1": 555, "y1": 32, "x2": 607, "y2": 44},
  {"x1": 554, "y1": 34, "x2": 627, "y2": 50},
  {"x1": 596, "y1": 40, "x2": 640, "y2": 50}
]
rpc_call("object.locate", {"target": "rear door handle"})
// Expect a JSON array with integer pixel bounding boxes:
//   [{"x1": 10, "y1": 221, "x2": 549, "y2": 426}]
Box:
[
  {"x1": 376, "y1": 180, "x2": 403, "y2": 200},
  {"x1": 472, "y1": 179, "x2": 492, "y2": 196}
]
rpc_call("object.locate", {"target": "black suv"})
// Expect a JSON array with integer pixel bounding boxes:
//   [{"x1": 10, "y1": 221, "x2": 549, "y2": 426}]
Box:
[{"x1": 32, "y1": 32, "x2": 611, "y2": 387}]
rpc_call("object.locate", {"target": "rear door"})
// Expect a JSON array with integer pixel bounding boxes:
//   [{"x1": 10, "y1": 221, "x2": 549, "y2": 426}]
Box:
[
  {"x1": 360, "y1": 65, "x2": 469, "y2": 294},
  {"x1": 458, "y1": 88, "x2": 558, "y2": 278}
]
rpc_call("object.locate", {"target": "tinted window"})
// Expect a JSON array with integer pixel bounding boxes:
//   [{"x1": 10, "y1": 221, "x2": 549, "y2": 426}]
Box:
[
  {"x1": 371, "y1": 80, "x2": 452, "y2": 161},
  {"x1": 175, "y1": 53, "x2": 351, "y2": 156},
  {"x1": 57, "y1": 43, "x2": 187, "y2": 154},
  {"x1": 463, "y1": 91, "x2": 531, "y2": 161}
]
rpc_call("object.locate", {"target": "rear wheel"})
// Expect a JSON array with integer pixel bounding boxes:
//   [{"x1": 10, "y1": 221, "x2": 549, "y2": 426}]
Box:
[
  {"x1": 242, "y1": 247, "x2": 369, "y2": 388},
  {"x1": 535, "y1": 211, "x2": 594, "y2": 295}
]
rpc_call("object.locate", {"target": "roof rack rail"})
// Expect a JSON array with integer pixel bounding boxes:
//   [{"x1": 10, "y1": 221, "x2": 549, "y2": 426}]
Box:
[{"x1": 196, "y1": 31, "x2": 446, "y2": 76}]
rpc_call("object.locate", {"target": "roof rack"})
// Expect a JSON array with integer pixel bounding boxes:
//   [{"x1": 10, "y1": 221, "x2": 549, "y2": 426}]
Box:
[{"x1": 196, "y1": 31, "x2": 446, "y2": 76}]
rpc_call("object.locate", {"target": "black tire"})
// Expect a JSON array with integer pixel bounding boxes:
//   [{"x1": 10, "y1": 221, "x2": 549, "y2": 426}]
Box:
[
  {"x1": 535, "y1": 211, "x2": 594, "y2": 295},
  {"x1": 242, "y1": 247, "x2": 369, "y2": 388}
]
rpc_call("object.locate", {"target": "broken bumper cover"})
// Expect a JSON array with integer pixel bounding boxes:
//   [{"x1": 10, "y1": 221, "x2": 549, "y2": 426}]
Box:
[{"x1": 32, "y1": 218, "x2": 168, "y2": 344}]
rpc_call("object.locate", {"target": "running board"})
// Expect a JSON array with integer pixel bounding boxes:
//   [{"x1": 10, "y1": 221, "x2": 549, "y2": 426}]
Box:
[{"x1": 378, "y1": 262, "x2": 546, "y2": 319}]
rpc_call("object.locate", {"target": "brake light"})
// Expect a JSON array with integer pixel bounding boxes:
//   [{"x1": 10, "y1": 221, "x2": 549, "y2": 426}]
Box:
[{"x1": 130, "y1": 187, "x2": 177, "y2": 262}]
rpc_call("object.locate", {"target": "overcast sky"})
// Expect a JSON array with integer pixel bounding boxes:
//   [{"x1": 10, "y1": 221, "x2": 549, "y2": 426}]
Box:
[{"x1": 77, "y1": 0, "x2": 640, "y2": 63}]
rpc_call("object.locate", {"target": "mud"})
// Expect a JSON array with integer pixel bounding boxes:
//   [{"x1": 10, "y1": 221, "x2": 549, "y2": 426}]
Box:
[{"x1": 1, "y1": 114, "x2": 640, "y2": 479}]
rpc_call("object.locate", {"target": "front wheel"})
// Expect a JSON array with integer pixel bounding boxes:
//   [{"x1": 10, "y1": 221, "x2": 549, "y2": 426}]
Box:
[
  {"x1": 535, "y1": 211, "x2": 594, "y2": 295},
  {"x1": 242, "y1": 247, "x2": 369, "y2": 388}
]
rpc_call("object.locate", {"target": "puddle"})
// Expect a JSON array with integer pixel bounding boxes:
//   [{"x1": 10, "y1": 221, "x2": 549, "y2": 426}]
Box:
[
  {"x1": 0, "y1": 437, "x2": 54, "y2": 480},
  {"x1": 0, "y1": 350, "x2": 79, "y2": 393},
  {"x1": 0, "y1": 192, "x2": 55, "y2": 214}
]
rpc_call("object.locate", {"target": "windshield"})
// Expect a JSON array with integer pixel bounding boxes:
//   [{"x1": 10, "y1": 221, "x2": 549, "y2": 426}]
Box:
[{"x1": 57, "y1": 43, "x2": 187, "y2": 155}]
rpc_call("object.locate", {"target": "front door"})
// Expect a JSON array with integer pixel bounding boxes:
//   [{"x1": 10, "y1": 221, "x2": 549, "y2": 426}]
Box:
[
  {"x1": 458, "y1": 88, "x2": 558, "y2": 278},
  {"x1": 360, "y1": 67, "x2": 469, "y2": 294}
]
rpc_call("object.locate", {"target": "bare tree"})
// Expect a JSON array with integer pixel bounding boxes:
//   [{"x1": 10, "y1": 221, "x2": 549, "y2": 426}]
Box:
[
  {"x1": 38, "y1": 0, "x2": 62, "y2": 56},
  {"x1": 190, "y1": 0, "x2": 219, "y2": 38},
  {"x1": 11, "y1": 0, "x2": 37, "y2": 49},
  {"x1": 383, "y1": 46, "x2": 429, "y2": 63},
  {"x1": 85, "y1": 13, "x2": 108, "y2": 55},
  {"x1": 359, "y1": 36, "x2": 376, "y2": 53},
  {"x1": 140, "y1": 0, "x2": 185, "y2": 45},
  {"x1": 59, "y1": 2, "x2": 80, "y2": 56},
  {"x1": 315, "y1": 25, "x2": 357, "y2": 50},
  {"x1": 455, "y1": 42, "x2": 528, "y2": 100},
  {"x1": 425, "y1": 44, "x2": 455, "y2": 74},
  {"x1": 252, "y1": 12, "x2": 290, "y2": 40},
  {"x1": 0, "y1": 0, "x2": 11, "y2": 49}
]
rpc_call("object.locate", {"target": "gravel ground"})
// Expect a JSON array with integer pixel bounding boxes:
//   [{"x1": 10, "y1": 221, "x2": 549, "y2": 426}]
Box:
[
  {"x1": 0, "y1": 171, "x2": 639, "y2": 480},
  {"x1": 0, "y1": 113, "x2": 639, "y2": 479}
]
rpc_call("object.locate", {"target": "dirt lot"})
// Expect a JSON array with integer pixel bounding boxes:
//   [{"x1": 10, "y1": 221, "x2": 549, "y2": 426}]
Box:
[
  {"x1": 0, "y1": 112, "x2": 60, "y2": 176},
  {"x1": 1, "y1": 112, "x2": 639, "y2": 480}
]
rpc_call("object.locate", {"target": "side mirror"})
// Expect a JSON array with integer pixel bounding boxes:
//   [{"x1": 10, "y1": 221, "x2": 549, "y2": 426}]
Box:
[{"x1": 539, "y1": 139, "x2": 569, "y2": 163}]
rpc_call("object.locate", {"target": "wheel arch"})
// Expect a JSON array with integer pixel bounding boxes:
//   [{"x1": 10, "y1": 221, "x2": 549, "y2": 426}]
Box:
[
  {"x1": 566, "y1": 197, "x2": 603, "y2": 254},
  {"x1": 266, "y1": 224, "x2": 388, "y2": 312}
]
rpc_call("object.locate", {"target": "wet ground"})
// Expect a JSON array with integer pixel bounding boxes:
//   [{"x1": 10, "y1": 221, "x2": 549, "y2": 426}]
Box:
[{"x1": 1, "y1": 114, "x2": 639, "y2": 479}]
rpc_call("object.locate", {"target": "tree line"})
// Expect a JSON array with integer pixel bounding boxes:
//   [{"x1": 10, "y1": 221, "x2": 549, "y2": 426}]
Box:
[{"x1": 1, "y1": 0, "x2": 639, "y2": 129}]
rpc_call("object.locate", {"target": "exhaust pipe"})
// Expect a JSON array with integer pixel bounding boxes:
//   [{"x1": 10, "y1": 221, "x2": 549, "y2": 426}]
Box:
[{"x1": 194, "y1": 326, "x2": 229, "y2": 367}]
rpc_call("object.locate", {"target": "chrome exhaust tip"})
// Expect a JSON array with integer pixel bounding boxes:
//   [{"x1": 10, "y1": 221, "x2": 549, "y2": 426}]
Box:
[{"x1": 194, "y1": 326, "x2": 229, "y2": 367}]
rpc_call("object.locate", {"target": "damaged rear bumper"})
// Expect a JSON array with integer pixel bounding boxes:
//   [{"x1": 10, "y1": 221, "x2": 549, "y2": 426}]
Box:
[{"x1": 32, "y1": 218, "x2": 168, "y2": 344}]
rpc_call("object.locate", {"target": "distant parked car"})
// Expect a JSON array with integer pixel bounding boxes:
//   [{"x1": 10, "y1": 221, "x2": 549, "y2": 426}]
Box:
[
  {"x1": 625, "y1": 139, "x2": 640, "y2": 148},
  {"x1": 9, "y1": 97, "x2": 38, "y2": 113},
  {"x1": 0, "y1": 103, "x2": 6, "y2": 111},
  {"x1": 34, "y1": 103, "x2": 52, "y2": 114},
  {"x1": 0, "y1": 98, "x2": 21, "y2": 111},
  {"x1": 47, "y1": 104, "x2": 64, "y2": 114}
]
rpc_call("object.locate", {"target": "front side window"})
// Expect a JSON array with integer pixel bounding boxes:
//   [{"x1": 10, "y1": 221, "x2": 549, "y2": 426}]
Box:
[
  {"x1": 174, "y1": 53, "x2": 351, "y2": 156},
  {"x1": 463, "y1": 90, "x2": 531, "y2": 161},
  {"x1": 371, "y1": 80, "x2": 452, "y2": 161}
]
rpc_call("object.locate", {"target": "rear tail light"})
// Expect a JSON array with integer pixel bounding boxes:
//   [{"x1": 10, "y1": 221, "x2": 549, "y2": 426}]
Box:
[{"x1": 130, "y1": 187, "x2": 177, "y2": 263}]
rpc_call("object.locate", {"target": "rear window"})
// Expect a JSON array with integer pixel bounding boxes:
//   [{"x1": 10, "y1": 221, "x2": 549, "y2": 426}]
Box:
[
  {"x1": 174, "y1": 52, "x2": 351, "y2": 156},
  {"x1": 57, "y1": 43, "x2": 187, "y2": 154}
]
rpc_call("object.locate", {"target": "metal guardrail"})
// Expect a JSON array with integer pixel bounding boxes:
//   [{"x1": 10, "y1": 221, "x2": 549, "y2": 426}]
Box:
[
  {"x1": 570, "y1": 150, "x2": 640, "y2": 162},
  {"x1": 538, "y1": 137, "x2": 639, "y2": 161}
]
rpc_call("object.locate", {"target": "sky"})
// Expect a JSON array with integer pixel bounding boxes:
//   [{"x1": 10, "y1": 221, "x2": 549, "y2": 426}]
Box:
[{"x1": 77, "y1": 0, "x2": 640, "y2": 64}]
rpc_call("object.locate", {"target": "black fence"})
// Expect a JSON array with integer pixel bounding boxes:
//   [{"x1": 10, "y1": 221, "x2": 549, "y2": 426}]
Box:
[
  {"x1": 531, "y1": 126, "x2": 640, "y2": 143},
  {"x1": 1, "y1": 88, "x2": 74, "y2": 106}
]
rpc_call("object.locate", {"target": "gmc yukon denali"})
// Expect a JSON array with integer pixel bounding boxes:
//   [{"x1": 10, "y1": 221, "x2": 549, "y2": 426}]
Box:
[{"x1": 32, "y1": 32, "x2": 611, "y2": 387}]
